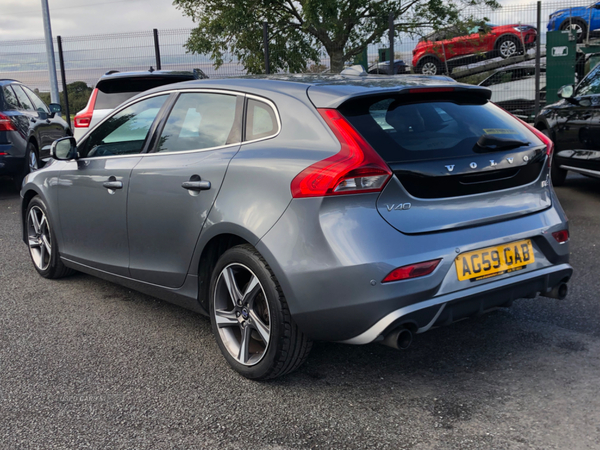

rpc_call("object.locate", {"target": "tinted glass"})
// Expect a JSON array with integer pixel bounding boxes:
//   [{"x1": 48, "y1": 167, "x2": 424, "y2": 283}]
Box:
[
  {"x1": 95, "y1": 91, "x2": 139, "y2": 110},
  {"x1": 22, "y1": 86, "x2": 49, "y2": 113},
  {"x1": 157, "y1": 93, "x2": 239, "y2": 153},
  {"x1": 2, "y1": 86, "x2": 20, "y2": 109},
  {"x1": 12, "y1": 85, "x2": 35, "y2": 111},
  {"x1": 78, "y1": 95, "x2": 167, "y2": 158},
  {"x1": 577, "y1": 64, "x2": 600, "y2": 96},
  {"x1": 245, "y1": 99, "x2": 277, "y2": 141},
  {"x1": 341, "y1": 94, "x2": 541, "y2": 163}
]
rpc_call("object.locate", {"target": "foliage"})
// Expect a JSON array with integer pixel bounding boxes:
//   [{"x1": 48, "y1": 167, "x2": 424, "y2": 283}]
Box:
[
  {"x1": 35, "y1": 81, "x2": 92, "y2": 117},
  {"x1": 173, "y1": 0, "x2": 500, "y2": 73}
]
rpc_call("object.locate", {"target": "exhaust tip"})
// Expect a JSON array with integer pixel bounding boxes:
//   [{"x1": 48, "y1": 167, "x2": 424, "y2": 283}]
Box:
[
  {"x1": 381, "y1": 327, "x2": 413, "y2": 350},
  {"x1": 541, "y1": 282, "x2": 568, "y2": 300}
]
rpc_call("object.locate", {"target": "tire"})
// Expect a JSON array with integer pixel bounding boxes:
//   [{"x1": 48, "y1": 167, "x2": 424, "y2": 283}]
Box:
[
  {"x1": 496, "y1": 36, "x2": 522, "y2": 59},
  {"x1": 25, "y1": 141, "x2": 40, "y2": 175},
  {"x1": 209, "y1": 244, "x2": 312, "y2": 380},
  {"x1": 25, "y1": 196, "x2": 75, "y2": 279},
  {"x1": 417, "y1": 57, "x2": 442, "y2": 75},
  {"x1": 560, "y1": 20, "x2": 587, "y2": 43},
  {"x1": 541, "y1": 129, "x2": 568, "y2": 186}
]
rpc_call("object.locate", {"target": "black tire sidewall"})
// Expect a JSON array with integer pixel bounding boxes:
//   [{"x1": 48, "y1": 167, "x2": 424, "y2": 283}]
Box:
[
  {"x1": 26, "y1": 196, "x2": 61, "y2": 278},
  {"x1": 209, "y1": 245, "x2": 286, "y2": 380},
  {"x1": 25, "y1": 142, "x2": 38, "y2": 175}
]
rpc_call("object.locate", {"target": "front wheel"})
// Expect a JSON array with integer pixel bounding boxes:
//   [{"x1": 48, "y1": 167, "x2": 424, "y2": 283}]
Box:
[
  {"x1": 26, "y1": 196, "x2": 74, "y2": 279},
  {"x1": 497, "y1": 36, "x2": 522, "y2": 59},
  {"x1": 209, "y1": 244, "x2": 312, "y2": 380},
  {"x1": 560, "y1": 20, "x2": 587, "y2": 43},
  {"x1": 417, "y1": 58, "x2": 442, "y2": 75}
]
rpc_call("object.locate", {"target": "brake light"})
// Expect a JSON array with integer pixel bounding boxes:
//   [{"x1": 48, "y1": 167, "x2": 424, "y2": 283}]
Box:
[
  {"x1": 290, "y1": 109, "x2": 392, "y2": 198},
  {"x1": 74, "y1": 88, "x2": 98, "y2": 128},
  {"x1": 0, "y1": 113, "x2": 16, "y2": 131},
  {"x1": 552, "y1": 229, "x2": 569, "y2": 244},
  {"x1": 408, "y1": 87, "x2": 455, "y2": 94},
  {"x1": 382, "y1": 259, "x2": 441, "y2": 283}
]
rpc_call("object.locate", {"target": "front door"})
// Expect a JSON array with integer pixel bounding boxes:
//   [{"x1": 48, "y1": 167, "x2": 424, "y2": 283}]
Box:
[
  {"x1": 127, "y1": 91, "x2": 243, "y2": 288},
  {"x1": 57, "y1": 94, "x2": 169, "y2": 276}
]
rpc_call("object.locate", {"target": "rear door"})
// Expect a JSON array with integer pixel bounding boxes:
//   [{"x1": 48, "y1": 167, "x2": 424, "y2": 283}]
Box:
[
  {"x1": 338, "y1": 90, "x2": 550, "y2": 234},
  {"x1": 21, "y1": 85, "x2": 66, "y2": 152},
  {"x1": 127, "y1": 91, "x2": 243, "y2": 288}
]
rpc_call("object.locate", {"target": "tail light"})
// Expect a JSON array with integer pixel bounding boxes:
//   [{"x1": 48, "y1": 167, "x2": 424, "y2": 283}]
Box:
[
  {"x1": 0, "y1": 113, "x2": 16, "y2": 132},
  {"x1": 518, "y1": 119, "x2": 554, "y2": 168},
  {"x1": 382, "y1": 259, "x2": 441, "y2": 283},
  {"x1": 73, "y1": 88, "x2": 98, "y2": 128},
  {"x1": 291, "y1": 109, "x2": 392, "y2": 198}
]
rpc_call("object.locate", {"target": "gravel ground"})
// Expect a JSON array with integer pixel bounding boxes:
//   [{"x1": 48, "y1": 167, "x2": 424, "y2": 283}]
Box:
[{"x1": 0, "y1": 174, "x2": 599, "y2": 450}]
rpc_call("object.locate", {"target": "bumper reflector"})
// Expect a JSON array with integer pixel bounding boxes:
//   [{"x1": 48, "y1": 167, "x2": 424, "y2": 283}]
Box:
[
  {"x1": 382, "y1": 259, "x2": 441, "y2": 283},
  {"x1": 552, "y1": 230, "x2": 569, "y2": 244}
]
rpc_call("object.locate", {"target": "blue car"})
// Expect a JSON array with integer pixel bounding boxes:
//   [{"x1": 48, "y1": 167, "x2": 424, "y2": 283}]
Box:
[{"x1": 547, "y1": 2, "x2": 600, "y2": 42}]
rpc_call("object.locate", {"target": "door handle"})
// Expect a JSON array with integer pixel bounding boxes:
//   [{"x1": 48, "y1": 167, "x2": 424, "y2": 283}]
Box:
[
  {"x1": 103, "y1": 180, "x2": 123, "y2": 190},
  {"x1": 182, "y1": 180, "x2": 211, "y2": 191},
  {"x1": 30, "y1": 117, "x2": 37, "y2": 123}
]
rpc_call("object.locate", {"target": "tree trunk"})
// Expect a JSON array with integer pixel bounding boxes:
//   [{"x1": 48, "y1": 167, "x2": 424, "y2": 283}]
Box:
[{"x1": 328, "y1": 47, "x2": 345, "y2": 73}]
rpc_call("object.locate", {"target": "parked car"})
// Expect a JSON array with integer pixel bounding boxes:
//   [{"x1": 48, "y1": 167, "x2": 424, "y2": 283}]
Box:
[
  {"x1": 479, "y1": 66, "x2": 546, "y2": 119},
  {"x1": 413, "y1": 24, "x2": 537, "y2": 75},
  {"x1": 367, "y1": 59, "x2": 410, "y2": 75},
  {"x1": 22, "y1": 75, "x2": 572, "y2": 380},
  {"x1": 535, "y1": 62, "x2": 600, "y2": 185},
  {"x1": 0, "y1": 79, "x2": 70, "y2": 186},
  {"x1": 73, "y1": 69, "x2": 202, "y2": 140},
  {"x1": 547, "y1": 2, "x2": 600, "y2": 43}
]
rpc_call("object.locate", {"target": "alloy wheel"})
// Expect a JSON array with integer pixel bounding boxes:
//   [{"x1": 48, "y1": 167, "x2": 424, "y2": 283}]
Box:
[
  {"x1": 28, "y1": 148, "x2": 38, "y2": 172},
  {"x1": 213, "y1": 263, "x2": 271, "y2": 366},
  {"x1": 421, "y1": 61, "x2": 438, "y2": 75},
  {"x1": 499, "y1": 40, "x2": 518, "y2": 58},
  {"x1": 27, "y1": 206, "x2": 52, "y2": 271}
]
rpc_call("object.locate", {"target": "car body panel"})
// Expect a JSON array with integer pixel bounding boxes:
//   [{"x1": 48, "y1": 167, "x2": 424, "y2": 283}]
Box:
[{"x1": 547, "y1": 3, "x2": 600, "y2": 33}]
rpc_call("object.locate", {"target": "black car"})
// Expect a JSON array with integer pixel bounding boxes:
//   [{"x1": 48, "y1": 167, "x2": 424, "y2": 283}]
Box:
[
  {"x1": 0, "y1": 80, "x2": 70, "y2": 186},
  {"x1": 367, "y1": 59, "x2": 410, "y2": 75},
  {"x1": 534, "y1": 63, "x2": 600, "y2": 186}
]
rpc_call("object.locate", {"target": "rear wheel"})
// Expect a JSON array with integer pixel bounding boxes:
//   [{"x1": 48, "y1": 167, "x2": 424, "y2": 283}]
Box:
[
  {"x1": 417, "y1": 57, "x2": 442, "y2": 75},
  {"x1": 497, "y1": 36, "x2": 522, "y2": 59},
  {"x1": 26, "y1": 196, "x2": 74, "y2": 279},
  {"x1": 209, "y1": 244, "x2": 312, "y2": 380}
]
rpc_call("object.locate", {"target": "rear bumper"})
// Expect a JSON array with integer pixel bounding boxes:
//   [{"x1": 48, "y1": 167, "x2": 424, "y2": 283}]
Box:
[
  {"x1": 341, "y1": 263, "x2": 572, "y2": 344},
  {"x1": 0, "y1": 152, "x2": 24, "y2": 176}
]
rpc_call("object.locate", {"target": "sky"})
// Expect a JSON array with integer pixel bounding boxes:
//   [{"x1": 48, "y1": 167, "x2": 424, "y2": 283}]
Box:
[
  {"x1": 0, "y1": 0, "x2": 556, "y2": 42},
  {"x1": 0, "y1": 0, "x2": 196, "y2": 41}
]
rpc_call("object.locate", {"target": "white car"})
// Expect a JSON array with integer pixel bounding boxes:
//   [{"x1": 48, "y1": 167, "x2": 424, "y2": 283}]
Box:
[{"x1": 479, "y1": 66, "x2": 546, "y2": 119}]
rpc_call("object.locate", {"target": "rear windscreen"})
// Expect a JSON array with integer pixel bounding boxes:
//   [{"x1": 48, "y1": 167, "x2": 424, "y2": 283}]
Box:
[
  {"x1": 94, "y1": 76, "x2": 194, "y2": 110},
  {"x1": 339, "y1": 94, "x2": 542, "y2": 163}
]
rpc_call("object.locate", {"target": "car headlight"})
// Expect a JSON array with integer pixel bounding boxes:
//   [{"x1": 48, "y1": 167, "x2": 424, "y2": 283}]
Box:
[
  {"x1": 550, "y1": 11, "x2": 566, "y2": 19},
  {"x1": 514, "y1": 26, "x2": 532, "y2": 32}
]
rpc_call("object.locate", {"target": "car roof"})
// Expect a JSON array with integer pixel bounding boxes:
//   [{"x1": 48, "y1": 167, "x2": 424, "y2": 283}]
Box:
[
  {"x1": 137, "y1": 74, "x2": 491, "y2": 108},
  {"x1": 0, "y1": 79, "x2": 21, "y2": 86}
]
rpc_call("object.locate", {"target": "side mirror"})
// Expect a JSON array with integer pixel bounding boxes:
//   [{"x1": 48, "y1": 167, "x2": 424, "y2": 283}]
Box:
[
  {"x1": 594, "y1": 3, "x2": 600, "y2": 9},
  {"x1": 48, "y1": 103, "x2": 61, "y2": 118},
  {"x1": 558, "y1": 85, "x2": 574, "y2": 99},
  {"x1": 51, "y1": 136, "x2": 78, "y2": 161}
]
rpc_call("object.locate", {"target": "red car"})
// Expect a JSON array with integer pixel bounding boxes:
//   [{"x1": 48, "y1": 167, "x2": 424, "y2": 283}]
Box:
[{"x1": 413, "y1": 24, "x2": 537, "y2": 75}]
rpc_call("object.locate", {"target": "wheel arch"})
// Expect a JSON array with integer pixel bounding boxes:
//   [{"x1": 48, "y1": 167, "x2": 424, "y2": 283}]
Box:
[
  {"x1": 21, "y1": 187, "x2": 44, "y2": 243},
  {"x1": 494, "y1": 33, "x2": 523, "y2": 49}
]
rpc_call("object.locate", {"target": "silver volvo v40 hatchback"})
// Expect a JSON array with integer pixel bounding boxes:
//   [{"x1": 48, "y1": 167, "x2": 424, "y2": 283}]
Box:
[{"x1": 21, "y1": 76, "x2": 572, "y2": 379}]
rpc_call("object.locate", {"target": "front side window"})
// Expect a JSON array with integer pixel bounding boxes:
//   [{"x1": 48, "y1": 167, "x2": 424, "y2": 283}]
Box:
[
  {"x1": 245, "y1": 99, "x2": 278, "y2": 141},
  {"x1": 157, "y1": 93, "x2": 240, "y2": 153},
  {"x1": 78, "y1": 95, "x2": 167, "y2": 158},
  {"x1": 11, "y1": 85, "x2": 35, "y2": 111},
  {"x1": 577, "y1": 64, "x2": 600, "y2": 96},
  {"x1": 22, "y1": 86, "x2": 50, "y2": 114}
]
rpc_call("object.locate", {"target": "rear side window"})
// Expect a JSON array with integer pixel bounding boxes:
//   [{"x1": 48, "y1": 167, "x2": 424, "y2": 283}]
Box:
[
  {"x1": 245, "y1": 99, "x2": 278, "y2": 141},
  {"x1": 340, "y1": 94, "x2": 541, "y2": 163},
  {"x1": 2, "y1": 86, "x2": 20, "y2": 109},
  {"x1": 156, "y1": 93, "x2": 240, "y2": 153},
  {"x1": 11, "y1": 85, "x2": 35, "y2": 111},
  {"x1": 22, "y1": 86, "x2": 49, "y2": 114}
]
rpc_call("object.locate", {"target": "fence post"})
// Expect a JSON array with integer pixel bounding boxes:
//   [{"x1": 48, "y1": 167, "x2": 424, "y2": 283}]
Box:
[
  {"x1": 534, "y1": 0, "x2": 541, "y2": 117},
  {"x1": 57, "y1": 36, "x2": 70, "y2": 127},
  {"x1": 388, "y1": 12, "x2": 395, "y2": 74},
  {"x1": 153, "y1": 28, "x2": 162, "y2": 70},
  {"x1": 263, "y1": 22, "x2": 270, "y2": 74}
]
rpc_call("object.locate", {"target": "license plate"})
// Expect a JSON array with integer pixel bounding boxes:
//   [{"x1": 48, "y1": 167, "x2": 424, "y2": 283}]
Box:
[{"x1": 455, "y1": 239, "x2": 535, "y2": 282}]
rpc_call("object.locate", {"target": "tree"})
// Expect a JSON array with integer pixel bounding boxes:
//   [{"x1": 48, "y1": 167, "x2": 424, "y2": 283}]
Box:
[
  {"x1": 36, "y1": 81, "x2": 93, "y2": 118},
  {"x1": 173, "y1": 0, "x2": 500, "y2": 74}
]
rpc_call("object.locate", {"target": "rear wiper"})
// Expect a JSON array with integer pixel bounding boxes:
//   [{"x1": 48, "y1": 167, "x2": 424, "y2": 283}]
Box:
[{"x1": 475, "y1": 135, "x2": 529, "y2": 151}]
